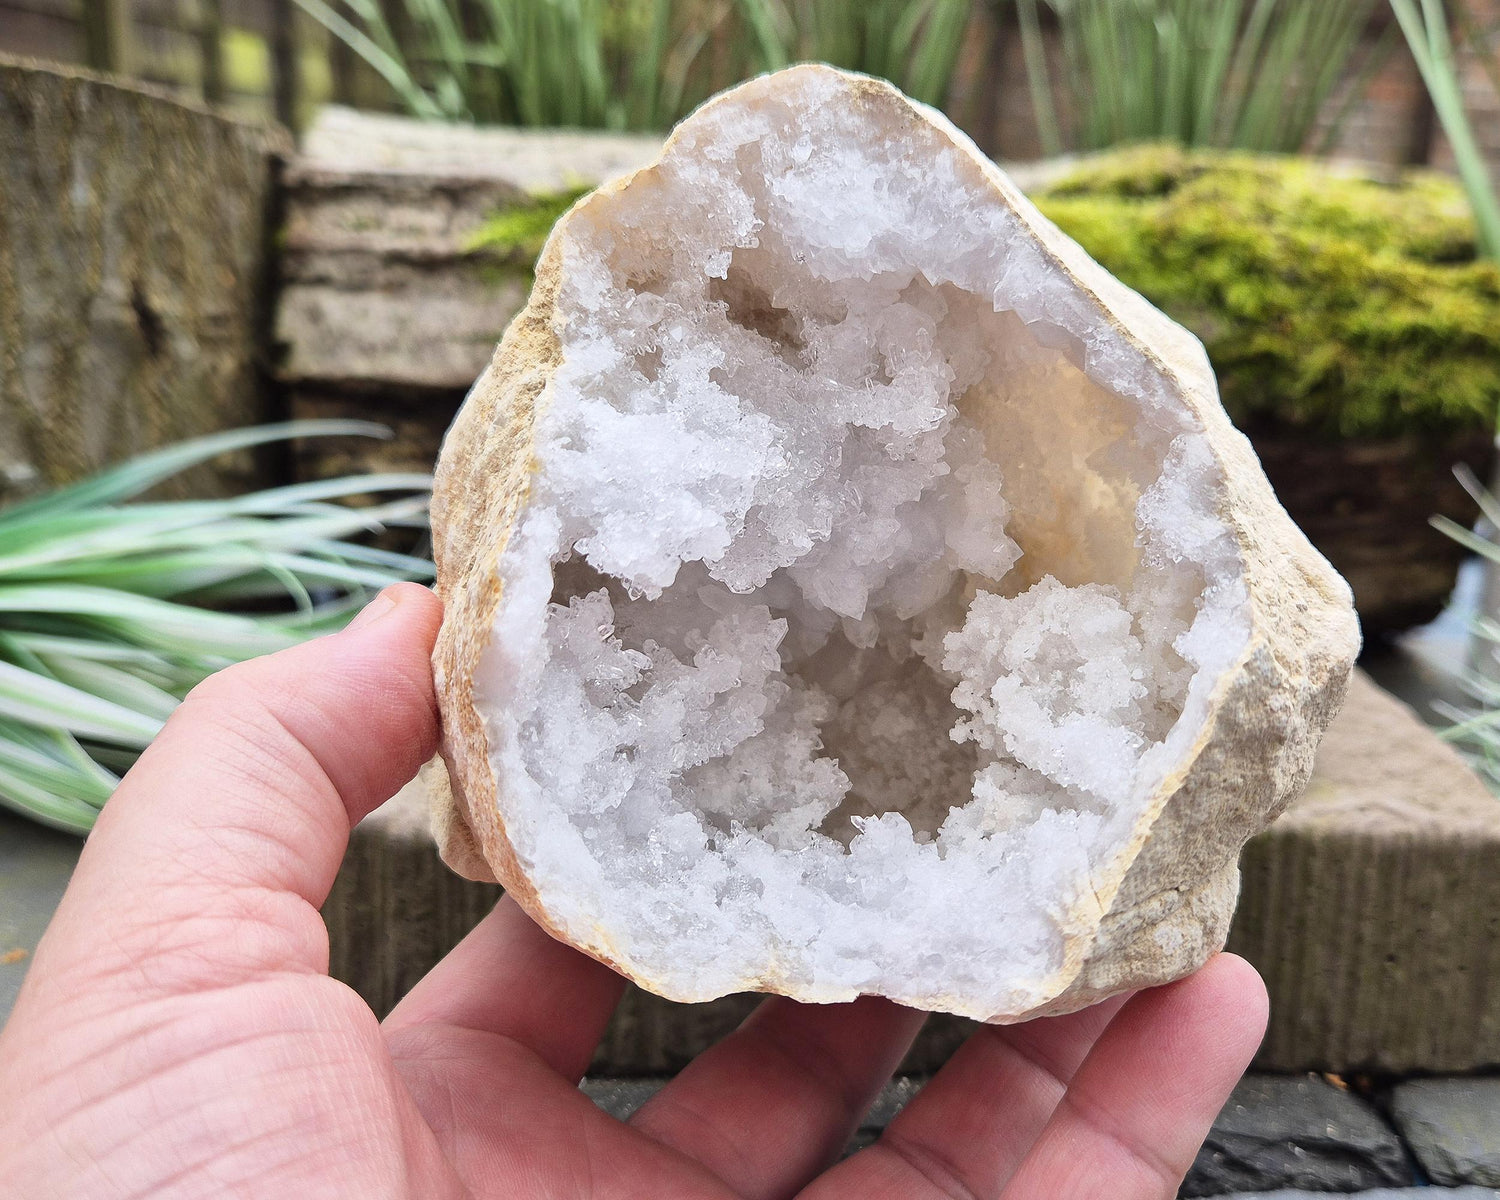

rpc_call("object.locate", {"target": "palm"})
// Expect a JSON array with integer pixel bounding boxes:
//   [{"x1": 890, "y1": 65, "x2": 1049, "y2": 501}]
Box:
[{"x1": 0, "y1": 586, "x2": 1266, "y2": 1199}]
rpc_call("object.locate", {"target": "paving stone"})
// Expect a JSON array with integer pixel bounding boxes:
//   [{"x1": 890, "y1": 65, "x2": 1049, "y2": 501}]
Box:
[
  {"x1": 581, "y1": 1078, "x2": 664, "y2": 1122},
  {"x1": 579, "y1": 1075, "x2": 926, "y2": 1153},
  {"x1": 861, "y1": 1075, "x2": 924, "y2": 1129},
  {"x1": 1208, "y1": 1190, "x2": 1498, "y2": 1199},
  {"x1": 1180, "y1": 1073, "x2": 1413, "y2": 1196},
  {"x1": 0, "y1": 810, "x2": 82, "y2": 1025},
  {"x1": 1391, "y1": 1078, "x2": 1500, "y2": 1186}
]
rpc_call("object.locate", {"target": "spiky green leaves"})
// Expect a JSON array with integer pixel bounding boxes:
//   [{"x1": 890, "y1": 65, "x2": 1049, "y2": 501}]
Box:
[{"x1": 0, "y1": 423, "x2": 433, "y2": 834}]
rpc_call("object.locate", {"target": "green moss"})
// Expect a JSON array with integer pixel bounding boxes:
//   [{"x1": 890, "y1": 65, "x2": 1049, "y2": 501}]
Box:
[
  {"x1": 456, "y1": 151, "x2": 1500, "y2": 440},
  {"x1": 223, "y1": 29, "x2": 271, "y2": 95},
  {"x1": 1035, "y1": 145, "x2": 1500, "y2": 438},
  {"x1": 467, "y1": 185, "x2": 594, "y2": 268}
]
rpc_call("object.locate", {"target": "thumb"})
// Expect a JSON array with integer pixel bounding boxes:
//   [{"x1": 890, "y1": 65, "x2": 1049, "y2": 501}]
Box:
[{"x1": 22, "y1": 583, "x2": 443, "y2": 1009}]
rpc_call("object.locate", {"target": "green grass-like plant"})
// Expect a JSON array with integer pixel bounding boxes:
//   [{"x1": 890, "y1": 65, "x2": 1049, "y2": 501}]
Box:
[
  {"x1": 1391, "y1": 0, "x2": 1500, "y2": 261},
  {"x1": 294, "y1": 0, "x2": 972, "y2": 129},
  {"x1": 1012, "y1": 0, "x2": 1385, "y2": 155},
  {"x1": 0, "y1": 422, "x2": 433, "y2": 835},
  {"x1": 291, "y1": 0, "x2": 729, "y2": 128},
  {"x1": 1433, "y1": 468, "x2": 1500, "y2": 794},
  {"x1": 733, "y1": 0, "x2": 972, "y2": 108},
  {"x1": 1035, "y1": 145, "x2": 1500, "y2": 438}
]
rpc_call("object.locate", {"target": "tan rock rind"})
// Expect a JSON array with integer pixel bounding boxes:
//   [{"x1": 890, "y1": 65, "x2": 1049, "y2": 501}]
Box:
[{"x1": 430, "y1": 65, "x2": 1360, "y2": 1022}]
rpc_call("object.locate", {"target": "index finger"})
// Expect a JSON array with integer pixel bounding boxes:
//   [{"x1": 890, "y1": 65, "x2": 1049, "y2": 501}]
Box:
[{"x1": 17, "y1": 584, "x2": 443, "y2": 1013}]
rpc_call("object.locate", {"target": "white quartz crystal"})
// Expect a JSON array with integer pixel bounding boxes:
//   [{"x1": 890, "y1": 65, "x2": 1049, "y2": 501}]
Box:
[{"x1": 468, "y1": 67, "x2": 1253, "y2": 1016}]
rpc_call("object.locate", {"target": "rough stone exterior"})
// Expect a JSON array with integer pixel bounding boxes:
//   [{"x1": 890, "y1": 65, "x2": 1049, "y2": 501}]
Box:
[{"x1": 0, "y1": 56, "x2": 287, "y2": 501}]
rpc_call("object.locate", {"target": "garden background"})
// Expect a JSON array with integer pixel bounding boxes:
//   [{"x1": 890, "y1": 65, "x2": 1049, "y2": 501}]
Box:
[{"x1": 6, "y1": 1, "x2": 1500, "y2": 1194}]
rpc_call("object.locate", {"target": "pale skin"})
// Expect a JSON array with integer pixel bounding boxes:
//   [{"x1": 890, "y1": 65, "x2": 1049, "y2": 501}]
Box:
[{"x1": 0, "y1": 583, "x2": 1269, "y2": 1199}]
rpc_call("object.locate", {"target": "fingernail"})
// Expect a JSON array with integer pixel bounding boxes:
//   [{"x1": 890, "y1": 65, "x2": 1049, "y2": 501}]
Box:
[{"x1": 347, "y1": 589, "x2": 398, "y2": 632}]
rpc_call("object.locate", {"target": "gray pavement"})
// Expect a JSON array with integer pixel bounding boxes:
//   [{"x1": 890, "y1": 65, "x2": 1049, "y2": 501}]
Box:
[{"x1": 0, "y1": 807, "x2": 82, "y2": 1020}]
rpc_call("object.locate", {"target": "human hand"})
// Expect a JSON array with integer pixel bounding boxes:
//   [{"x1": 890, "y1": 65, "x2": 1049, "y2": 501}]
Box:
[{"x1": 0, "y1": 583, "x2": 1268, "y2": 1199}]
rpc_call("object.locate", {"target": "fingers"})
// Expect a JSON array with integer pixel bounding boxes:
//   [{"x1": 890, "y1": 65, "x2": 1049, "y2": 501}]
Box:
[
  {"x1": 803, "y1": 994, "x2": 1127, "y2": 1200},
  {"x1": 385, "y1": 895, "x2": 626, "y2": 1083},
  {"x1": 391, "y1": 1023, "x2": 743, "y2": 1200},
  {"x1": 26, "y1": 584, "x2": 443, "y2": 1004},
  {"x1": 99, "y1": 581, "x2": 441, "y2": 896},
  {"x1": 629, "y1": 994, "x2": 926, "y2": 1200},
  {"x1": 999, "y1": 954, "x2": 1267, "y2": 1200}
]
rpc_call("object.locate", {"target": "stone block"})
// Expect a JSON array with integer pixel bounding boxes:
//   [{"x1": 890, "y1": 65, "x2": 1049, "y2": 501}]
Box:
[
  {"x1": 1180, "y1": 1072, "x2": 1412, "y2": 1196},
  {"x1": 1211, "y1": 1191, "x2": 1499, "y2": 1199},
  {"x1": 323, "y1": 761, "x2": 501, "y2": 1016},
  {"x1": 0, "y1": 57, "x2": 287, "y2": 502},
  {"x1": 1390, "y1": 1077, "x2": 1500, "y2": 1187},
  {"x1": 274, "y1": 107, "x2": 661, "y2": 483},
  {"x1": 1228, "y1": 670, "x2": 1500, "y2": 1072},
  {"x1": 580, "y1": 1078, "x2": 662, "y2": 1122}
]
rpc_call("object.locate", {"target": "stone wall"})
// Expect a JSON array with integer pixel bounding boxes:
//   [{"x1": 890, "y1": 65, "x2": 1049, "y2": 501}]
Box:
[
  {"x1": 0, "y1": 56, "x2": 288, "y2": 501},
  {"x1": 274, "y1": 108, "x2": 660, "y2": 482}
]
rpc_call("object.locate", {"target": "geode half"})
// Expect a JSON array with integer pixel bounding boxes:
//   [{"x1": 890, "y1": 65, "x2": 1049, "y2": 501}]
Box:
[{"x1": 429, "y1": 65, "x2": 1359, "y2": 1023}]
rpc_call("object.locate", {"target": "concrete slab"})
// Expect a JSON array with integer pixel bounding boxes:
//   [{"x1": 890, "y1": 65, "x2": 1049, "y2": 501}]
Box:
[
  {"x1": 0, "y1": 809, "x2": 82, "y2": 1023},
  {"x1": 1228, "y1": 671, "x2": 1500, "y2": 1072}
]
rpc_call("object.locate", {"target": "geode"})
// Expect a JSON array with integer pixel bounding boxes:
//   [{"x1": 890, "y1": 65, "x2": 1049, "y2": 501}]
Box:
[{"x1": 429, "y1": 65, "x2": 1359, "y2": 1023}]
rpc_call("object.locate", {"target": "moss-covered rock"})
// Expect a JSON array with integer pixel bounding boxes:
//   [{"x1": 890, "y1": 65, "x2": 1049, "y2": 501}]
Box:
[{"x1": 1034, "y1": 145, "x2": 1500, "y2": 439}]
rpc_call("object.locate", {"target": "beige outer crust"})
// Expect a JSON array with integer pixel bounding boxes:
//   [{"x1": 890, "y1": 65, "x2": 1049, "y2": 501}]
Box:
[{"x1": 429, "y1": 65, "x2": 1359, "y2": 1023}]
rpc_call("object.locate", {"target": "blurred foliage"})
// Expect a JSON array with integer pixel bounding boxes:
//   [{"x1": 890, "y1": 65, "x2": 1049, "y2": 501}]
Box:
[
  {"x1": 290, "y1": 0, "x2": 719, "y2": 127},
  {"x1": 1011, "y1": 0, "x2": 1386, "y2": 155},
  {"x1": 1035, "y1": 145, "x2": 1500, "y2": 438},
  {"x1": 0, "y1": 424, "x2": 432, "y2": 835},
  {"x1": 291, "y1": 0, "x2": 970, "y2": 128},
  {"x1": 1434, "y1": 467, "x2": 1500, "y2": 793},
  {"x1": 733, "y1": 0, "x2": 971, "y2": 107},
  {"x1": 1391, "y1": 0, "x2": 1500, "y2": 260},
  {"x1": 468, "y1": 186, "x2": 594, "y2": 265}
]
